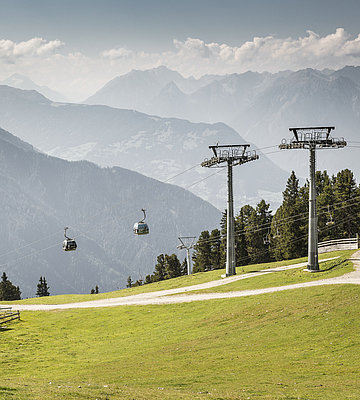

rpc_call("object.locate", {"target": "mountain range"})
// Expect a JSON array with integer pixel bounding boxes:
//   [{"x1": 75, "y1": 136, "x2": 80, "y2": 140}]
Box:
[
  {"x1": 0, "y1": 73, "x2": 68, "y2": 102},
  {"x1": 0, "y1": 85, "x2": 289, "y2": 210},
  {"x1": 0, "y1": 126, "x2": 220, "y2": 297},
  {"x1": 85, "y1": 66, "x2": 360, "y2": 179}
]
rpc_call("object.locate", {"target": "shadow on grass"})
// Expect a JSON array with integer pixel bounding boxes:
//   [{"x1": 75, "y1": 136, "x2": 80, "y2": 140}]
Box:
[
  {"x1": 0, "y1": 326, "x2": 14, "y2": 332},
  {"x1": 0, "y1": 386, "x2": 17, "y2": 393},
  {"x1": 319, "y1": 260, "x2": 346, "y2": 273}
]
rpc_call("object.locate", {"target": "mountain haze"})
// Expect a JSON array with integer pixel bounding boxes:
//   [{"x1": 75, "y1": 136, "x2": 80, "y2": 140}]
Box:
[
  {"x1": 1, "y1": 73, "x2": 68, "y2": 102},
  {"x1": 85, "y1": 66, "x2": 360, "y2": 179},
  {"x1": 0, "y1": 85, "x2": 288, "y2": 210},
  {"x1": 0, "y1": 127, "x2": 221, "y2": 297}
]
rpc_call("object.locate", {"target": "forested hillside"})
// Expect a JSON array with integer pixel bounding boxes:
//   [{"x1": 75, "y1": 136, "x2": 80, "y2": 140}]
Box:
[{"x1": 0, "y1": 127, "x2": 220, "y2": 297}]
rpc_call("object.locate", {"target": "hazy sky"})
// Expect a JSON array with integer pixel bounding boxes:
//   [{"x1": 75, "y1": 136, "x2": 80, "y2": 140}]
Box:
[{"x1": 1, "y1": 0, "x2": 360, "y2": 100}]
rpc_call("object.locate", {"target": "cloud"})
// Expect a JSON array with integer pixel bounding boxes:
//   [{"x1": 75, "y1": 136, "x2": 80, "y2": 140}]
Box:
[
  {"x1": 99, "y1": 29, "x2": 360, "y2": 79},
  {"x1": 0, "y1": 37, "x2": 63, "y2": 60},
  {"x1": 2, "y1": 29, "x2": 360, "y2": 100}
]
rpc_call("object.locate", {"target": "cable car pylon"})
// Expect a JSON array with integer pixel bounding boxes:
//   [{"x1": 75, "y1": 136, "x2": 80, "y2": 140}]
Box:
[
  {"x1": 279, "y1": 126, "x2": 346, "y2": 271},
  {"x1": 201, "y1": 144, "x2": 259, "y2": 276},
  {"x1": 177, "y1": 236, "x2": 196, "y2": 275}
]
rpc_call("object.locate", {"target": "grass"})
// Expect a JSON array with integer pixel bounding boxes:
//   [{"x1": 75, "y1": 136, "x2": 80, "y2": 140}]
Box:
[
  {"x1": 0, "y1": 250, "x2": 354, "y2": 306},
  {"x1": 0, "y1": 284, "x2": 360, "y2": 399},
  {"x1": 190, "y1": 251, "x2": 355, "y2": 294}
]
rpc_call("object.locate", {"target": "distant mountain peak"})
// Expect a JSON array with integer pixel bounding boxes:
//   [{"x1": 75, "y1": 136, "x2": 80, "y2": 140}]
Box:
[{"x1": 0, "y1": 73, "x2": 68, "y2": 102}]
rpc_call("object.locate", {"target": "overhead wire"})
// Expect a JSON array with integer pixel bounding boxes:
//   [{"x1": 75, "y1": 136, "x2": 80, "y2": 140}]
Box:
[
  {"x1": 1, "y1": 138, "x2": 358, "y2": 274},
  {"x1": 193, "y1": 196, "x2": 360, "y2": 246}
]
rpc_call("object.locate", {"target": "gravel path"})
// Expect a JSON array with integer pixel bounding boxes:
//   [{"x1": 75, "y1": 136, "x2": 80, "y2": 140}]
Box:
[{"x1": 4, "y1": 254, "x2": 359, "y2": 311}]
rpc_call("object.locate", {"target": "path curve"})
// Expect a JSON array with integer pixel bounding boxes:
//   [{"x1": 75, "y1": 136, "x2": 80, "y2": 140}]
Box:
[{"x1": 4, "y1": 254, "x2": 360, "y2": 311}]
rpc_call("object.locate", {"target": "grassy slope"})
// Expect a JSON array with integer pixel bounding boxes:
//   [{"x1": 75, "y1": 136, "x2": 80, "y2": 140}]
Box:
[
  {"x1": 191, "y1": 252, "x2": 355, "y2": 294},
  {"x1": 0, "y1": 285, "x2": 359, "y2": 400},
  {"x1": 1, "y1": 250, "x2": 353, "y2": 305}
]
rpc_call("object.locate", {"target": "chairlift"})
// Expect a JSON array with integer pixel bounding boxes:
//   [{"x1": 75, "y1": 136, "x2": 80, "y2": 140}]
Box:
[
  {"x1": 133, "y1": 209, "x2": 149, "y2": 235},
  {"x1": 326, "y1": 205, "x2": 335, "y2": 226},
  {"x1": 63, "y1": 227, "x2": 77, "y2": 251}
]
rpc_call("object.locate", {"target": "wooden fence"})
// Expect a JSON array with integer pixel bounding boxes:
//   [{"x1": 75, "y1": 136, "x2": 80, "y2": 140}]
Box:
[
  {"x1": 0, "y1": 307, "x2": 20, "y2": 327},
  {"x1": 318, "y1": 235, "x2": 359, "y2": 254}
]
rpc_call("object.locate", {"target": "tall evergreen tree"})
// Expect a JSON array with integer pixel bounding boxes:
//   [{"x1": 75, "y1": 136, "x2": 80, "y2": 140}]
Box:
[
  {"x1": 0, "y1": 272, "x2": 21, "y2": 301},
  {"x1": 245, "y1": 200, "x2": 273, "y2": 264},
  {"x1": 332, "y1": 169, "x2": 360, "y2": 237},
  {"x1": 271, "y1": 171, "x2": 307, "y2": 260},
  {"x1": 192, "y1": 231, "x2": 211, "y2": 272},
  {"x1": 209, "y1": 229, "x2": 222, "y2": 269},
  {"x1": 153, "y1": 254, "x2": 166, "y2": 281},
  {"x1": 164, "y1": 254, "x2": 182, "y2": 279},
  {"x1": 36, "y1": 276, "x2": 50, "y2": 297},
  {"x1": 180, "y1": 258, "x2": 188, "y2": 275},
  {"x1": 126, "y1": 276, "x2": 133, "y2": 288},
  {"x1": 316, "y1": 171, "x2": 335, "y2": 241}
]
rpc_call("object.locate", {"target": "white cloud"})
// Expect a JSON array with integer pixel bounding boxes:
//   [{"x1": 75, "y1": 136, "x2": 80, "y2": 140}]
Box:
[
  {"x1": 1, "y1": 29, "x2": 360, "y2": 100},
  {"x1": 0, "y1": 37, "x2": 63, "y2": 59},
  {"x1": 99, "y1": 28, "x2": 360, "y2": 78}
]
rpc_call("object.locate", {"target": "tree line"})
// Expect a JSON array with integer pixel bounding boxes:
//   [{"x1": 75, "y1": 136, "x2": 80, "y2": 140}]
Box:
[{"x1": 192, "y1": 168, "x2": 360, "y2": 272}]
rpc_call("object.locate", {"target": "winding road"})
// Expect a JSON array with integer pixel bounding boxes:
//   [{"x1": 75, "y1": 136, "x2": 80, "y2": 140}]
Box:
[{"x1": 4, "y1": 252, "x2": 360, "y2": 311}]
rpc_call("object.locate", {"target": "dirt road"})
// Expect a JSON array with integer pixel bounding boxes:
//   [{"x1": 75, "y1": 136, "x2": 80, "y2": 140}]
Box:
[{"x1": 5, "y1": 254, "x2": 359, "y2": 311}]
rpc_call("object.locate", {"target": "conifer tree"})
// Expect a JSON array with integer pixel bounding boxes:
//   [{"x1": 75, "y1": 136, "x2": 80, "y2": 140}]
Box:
[
  {"x1": 36, "y1": 276, "x2": 50, "y2": 297},
  {"x1": 153, "y1": 254, "x2": 166, "y2": 281},
  {"x1": 180, "y1": 258, "x2": 188, "y2": 275},
  {"x1": 164, "y1": 254, "x2": 182, "y2": 279},
  {"x1": 245, "y1": 200, "x2": 273, "y2": 264},
  {"x1": 192, "y1": 231, "x2": 211, "y2": 272},
  {"x1": 126, "y1": 276, "x2": 133, "y2": 288},
  {"x1": 209, "y1": 229, "x2": 222, "y2": 269},
  {"x1": 333, "y1": 169, "x2": 360, "y2": 237},
  {"x1": 271, "y1": 171, "x2": 306, "y2": 260},
  {"x1": 316, "y1": 171, "x2": 335, "y2": 241},
  {"x1": 0, "y1": 272, "x2": 21, "y2": 301}
]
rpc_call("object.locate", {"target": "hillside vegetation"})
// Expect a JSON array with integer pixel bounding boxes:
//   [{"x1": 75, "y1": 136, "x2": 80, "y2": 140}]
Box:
[{"x1": 1, "y1": 251, "x2": 359, "y2": 400}]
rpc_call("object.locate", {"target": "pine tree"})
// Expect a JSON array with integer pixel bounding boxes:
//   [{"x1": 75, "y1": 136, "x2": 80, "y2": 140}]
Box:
[
  {"x1": 333, "y1": 169, "x2": 360, "y2": 237},
  {"x1": 126, "y1": 276, "x2": 133, "y2": 288},
  {"x1": 316, "y1": 171, "x2": 335, "y2": 241},
  {"x1": 245, "y1": 200, "x2": 273, "y2": 264},
  {"x1": 192, "y1": 231, "x2": 211, "y2": 272},
  {"x1": 209, "y1": 229, "x2": 222, "y2": 269},
  {"x1": 153, "y1": 254, "x2": 166, "y2": 281},
  {"x1": 95, "y1": 285, "x2": 99, "y2": 294},
  {"x1": 0, "y1": 272, "x2": 21, "y2": 301},
  {"x1": 271, "y1": 171, "x2": 306, "y2": 260},
  {"x1": 180, "y1": 258, "x2": 188, "y2": 275},
  {"x1": 36, "y1": 276, "x2": 50, "y2": 297},
  {"x1": 164, "y1": 254, "x2": 182, "y2": 279}
]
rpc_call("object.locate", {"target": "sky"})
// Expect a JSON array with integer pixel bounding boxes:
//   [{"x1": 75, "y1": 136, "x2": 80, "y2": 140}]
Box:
[{"x1": 1, "y1": 0, "x2": 360, "y2": 100}]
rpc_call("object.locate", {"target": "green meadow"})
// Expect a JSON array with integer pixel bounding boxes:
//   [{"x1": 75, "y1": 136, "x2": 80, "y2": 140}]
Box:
[
  {"x1": 1, "y1": 250, "x2": 359, "y2": 399},
  {"x1": 1, "y1": 250, "x2": 352, "y2": 306}
]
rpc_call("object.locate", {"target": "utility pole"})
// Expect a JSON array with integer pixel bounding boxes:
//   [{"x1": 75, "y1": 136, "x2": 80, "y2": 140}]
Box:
[
  {"x1": 279, "y1": 127, "x2": 346, "y2": 271},
  {"x1": 201, "y1": 144, "x2": 259, "y2": 276},
  {"x1": 177, "y1": 236, "x2": 196, "y2": 275}
]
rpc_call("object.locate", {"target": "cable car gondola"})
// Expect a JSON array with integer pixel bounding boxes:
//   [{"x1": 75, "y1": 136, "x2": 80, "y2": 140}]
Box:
[
  {"x1": 63, "y1": 227, "x2": 77, "y2": 251},
  {"x1": 133, "y1": 209, "x2": 149, "y2": 235}
]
